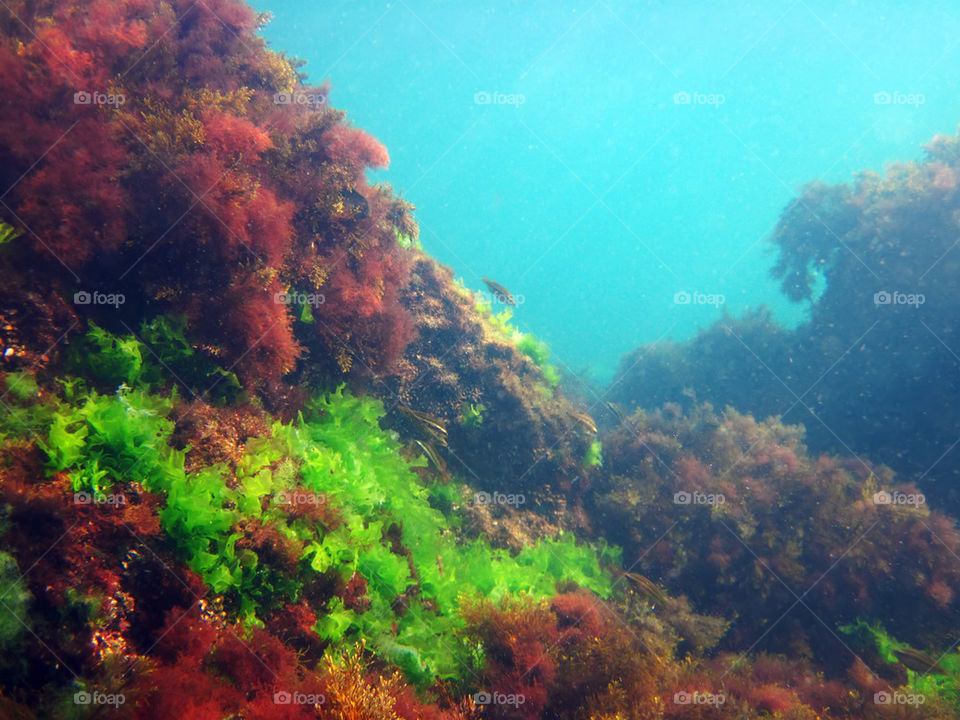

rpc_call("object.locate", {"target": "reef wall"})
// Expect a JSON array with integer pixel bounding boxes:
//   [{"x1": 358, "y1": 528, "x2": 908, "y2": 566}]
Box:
[{"x1": 612, "y1": 134, "x2": 960, "y2": 511}]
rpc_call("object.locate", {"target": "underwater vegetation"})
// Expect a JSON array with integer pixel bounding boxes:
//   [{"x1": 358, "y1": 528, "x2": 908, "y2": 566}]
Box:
[
  {"x1": 612, "y1": 129, "x2": 960, "y2": 512},
  {"x1": 376, "y1": 259, "x2": 596, "y2": 503},
  {"x1": 0, "y1": 347, "x2": 615, "y2": 715},
  {"x1": 594, "y1": 402, "x2": 960, "y2": 670},
  {"x1": 0, "y1": 0, "x2": 417, "y2": 393},
  {"x1": 1, "y1": 0, "x2": 960, "y2": 717},
  {"x1": 9, "y1": 326, "x2": 950, "y2": 719}
]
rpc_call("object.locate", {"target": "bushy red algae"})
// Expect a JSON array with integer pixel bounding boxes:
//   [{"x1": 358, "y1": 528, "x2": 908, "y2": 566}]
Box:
[
  {"x1": 1, "y1": 0, "x2": 960, "y2": 717},
  {"x1": 0, "y1": 0, "x2": 417, "y2": 389},
  {"x1": 593, "y1": 403, "x2": 960, "y2": 663}
]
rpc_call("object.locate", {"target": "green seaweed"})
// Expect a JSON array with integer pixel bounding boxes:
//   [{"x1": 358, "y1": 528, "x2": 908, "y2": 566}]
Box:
[
  {"x1": 475, "y1": 299, "x2": 561, "y2": 387},
  {"x1": 394, "y1": 228, "x2": 421, "y2": 250},
  {"x1": 584, "y1": 438, "x2": 603, "y2": 468},
  {"x1": 840, "y1": 619, "x2": 960, "y2": 706},
  {"x1": 1, "y1": 362, "x2": 616, "y2": 686},
  {"x1": 67, "y1": 317, "x2": 242, "y2": 402},
  {"x1": 67, "y1": 321, "x2": 144, "y2": 387},
  {"x1": 0, "y1": 222, "x2": 21, "y2": 246},
  {"x1": 516, "y1": 334, "x2": 561, "y2": 387},
  {"x1": 458, "y1": 402, "x2": 486, "y2": 428}
]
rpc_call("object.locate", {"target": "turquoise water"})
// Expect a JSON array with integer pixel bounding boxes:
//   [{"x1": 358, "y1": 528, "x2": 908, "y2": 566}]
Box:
[{"x1": 254, "y1": 0, "x2": 960, "y2": 381}]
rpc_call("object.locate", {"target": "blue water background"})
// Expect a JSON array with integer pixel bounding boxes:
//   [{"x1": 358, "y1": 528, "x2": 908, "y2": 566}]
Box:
[{"x1": 253, "y1": 0, "x2": 960, "y2": 382}]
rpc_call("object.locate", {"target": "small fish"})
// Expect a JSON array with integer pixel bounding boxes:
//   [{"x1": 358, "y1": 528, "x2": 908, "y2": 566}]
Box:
[
  {"x1": 618, "y1": 570, "x2": 668, "y2": 606},
  {"x1": 398, "y1": 405, "x2": 448, "y2": 446},
  {"x1": 415, "y1": 439, "x2": 447, "y2": 474},
  {"x1": 570, "y1": 410, "x2": 598, "y2": 435},
  {"x1": 482, "y1": 277, "x2": 516, "y2": 306},
  {"x1": 895, "y1": 646, "x2": 949, "y2": 675},
  {"x1": 606, "y1": 401, "x2": 628, "y2": 425}
]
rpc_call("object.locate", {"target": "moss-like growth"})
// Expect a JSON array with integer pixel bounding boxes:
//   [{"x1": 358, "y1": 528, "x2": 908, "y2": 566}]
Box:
[
  {"x1": 474, "y1": 298, "x2": 561, "y2": 389},
  {"x1": 458, "y1": 402, "x2": 485, "y2": 428},
  {"x1": 516, "y1": 335, "x2": 561, "y2": 388},
  {"x1": 584, "y1": 439, "x2": 603, "y2": 468}
]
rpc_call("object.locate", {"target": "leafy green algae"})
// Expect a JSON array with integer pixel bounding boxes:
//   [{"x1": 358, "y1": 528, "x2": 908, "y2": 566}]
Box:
[{"x1": 0, "y1": 323, "x2": 617, "y2": 686}]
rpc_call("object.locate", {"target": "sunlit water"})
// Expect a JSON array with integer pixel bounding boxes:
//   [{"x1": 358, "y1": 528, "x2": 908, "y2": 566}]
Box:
[{"x1": 255, "y1": 0, "x2": 960, "y2": 381}]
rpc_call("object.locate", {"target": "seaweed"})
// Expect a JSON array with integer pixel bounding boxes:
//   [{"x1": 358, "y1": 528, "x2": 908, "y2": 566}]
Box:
[
  {"x1": 515, "y1": 335, "x2": 561, "y2": 388},
  {"x1": 458, "y1": 402, "x2": 486, "y2": 428},
  {"x1": 67, "y1": 318, "x2": 242, "y2": 401},
  {"x1": 584, "y1": 439, "x2": 603, "y2": 468},
  {"x1": 594, "y1": 402, "x2": 960, "y2": 664},
  {"x1": 0, "y1": 222, "x2": 22, "y2": 247},
  {"x1": 475, "y1": 299, "x2": 561, "y2": 388},
  {"x1": 1, "y1": 359, "x2": 616, "y2": 688},
  {"x1": 841, "y1": 620, "x2": 960, "y2": 708},
  {"x1": 612, "y1": 126, "x2": 960, "y2": 513}
]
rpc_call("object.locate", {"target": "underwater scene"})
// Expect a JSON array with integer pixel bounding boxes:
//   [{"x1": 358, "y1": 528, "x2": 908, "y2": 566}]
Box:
[{"x1": 3, "y1": 0, "x2": 960, "y2": 717}]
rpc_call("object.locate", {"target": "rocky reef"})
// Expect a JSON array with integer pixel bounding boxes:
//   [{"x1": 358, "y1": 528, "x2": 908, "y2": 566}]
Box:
[
  {"x1": 1, "y1": 0, "x2": 959, "y2": 718},
  {"x1": 612, "y1": 132, "x2": 960, "y2": 511}
]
